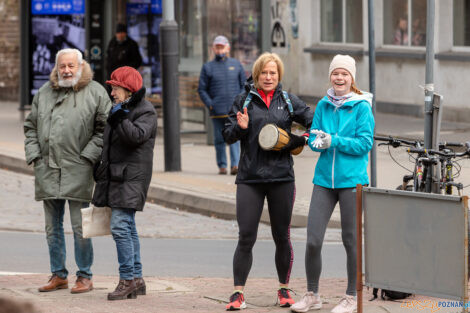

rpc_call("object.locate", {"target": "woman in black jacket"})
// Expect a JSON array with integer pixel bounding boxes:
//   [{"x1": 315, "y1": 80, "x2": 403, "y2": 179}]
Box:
[
  {"x1": 223, "y1": 52, "x2": 313, "y2": 310},
  {"x1": 92, "y1": 66, "x2": 157, "y2": 301}
]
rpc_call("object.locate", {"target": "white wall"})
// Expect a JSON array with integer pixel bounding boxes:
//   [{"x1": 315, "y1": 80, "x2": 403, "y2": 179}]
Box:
[{"x1": 279, "y1": 0, "x2": 470, "y2": 120}]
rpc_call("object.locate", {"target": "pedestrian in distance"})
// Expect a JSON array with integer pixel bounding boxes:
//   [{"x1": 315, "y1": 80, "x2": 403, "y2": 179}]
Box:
[
  {"x1": 223, "y1": 52, "x2": 313, "y2": 310},
  {"x1": 92, "y1": 66, "x2": 157, "y2": 301},
  {"x1": 198, "y1": 35, "x2": 246, "y2": 175},
  {"x1": 291, "y1": 54, "x2": 374, "y2": 313},
  {"x1": 106, "y1": 23, "x2": 143, "y2": 78},
  {"x1": 24, "y1": 48, "x2": 112, "y2": 294}
]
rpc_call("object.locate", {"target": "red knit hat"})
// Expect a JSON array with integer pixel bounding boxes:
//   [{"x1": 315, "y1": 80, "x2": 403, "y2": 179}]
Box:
[{"x1": 106, "y1": 66, "x2": 143, "y2": 93}]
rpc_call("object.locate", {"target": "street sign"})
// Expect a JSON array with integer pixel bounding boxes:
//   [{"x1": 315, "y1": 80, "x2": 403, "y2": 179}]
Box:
[{"x1": 31, "y1": 0, "x2": 84, "y2": 15}]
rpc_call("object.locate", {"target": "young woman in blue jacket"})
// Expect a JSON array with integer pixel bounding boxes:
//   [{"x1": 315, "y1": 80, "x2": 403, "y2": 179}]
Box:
[{"x1": 291, "y1": 55, "x2": 375, "y2": 313}]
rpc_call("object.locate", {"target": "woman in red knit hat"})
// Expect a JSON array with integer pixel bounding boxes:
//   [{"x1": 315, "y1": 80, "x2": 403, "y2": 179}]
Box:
[{"x1": 92, "y1": 66, "x2": 157, "y2": 300}]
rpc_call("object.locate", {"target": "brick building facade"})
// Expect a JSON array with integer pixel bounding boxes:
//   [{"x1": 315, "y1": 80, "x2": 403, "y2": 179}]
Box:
[{"x1": 0, "y1": 0, "x2": 20, "y2": 101}]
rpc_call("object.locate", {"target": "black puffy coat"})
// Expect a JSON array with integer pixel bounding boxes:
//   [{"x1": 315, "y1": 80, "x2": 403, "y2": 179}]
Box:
[
  {"x1": 106, "y1": 36, "x2": 143, "y2": 75},
  {"x1": 223, "y1": 83, "x2": 313, "y2": 184},
  {"x1": 92, "y1": 88, "x2": 157, "y2": 211}
]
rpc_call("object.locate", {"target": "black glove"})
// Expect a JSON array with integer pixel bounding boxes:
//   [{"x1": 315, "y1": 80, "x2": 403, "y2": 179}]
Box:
[
  {"x1": 109, "y1": 109, "x2": 129, "y2": 128},
  {"x1": 282, "y1": 132, "x2": 307, "y2": 151}
]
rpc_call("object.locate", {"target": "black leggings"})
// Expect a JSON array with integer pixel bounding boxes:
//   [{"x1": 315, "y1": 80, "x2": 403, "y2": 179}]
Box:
[{"x1": 233, "y1": 181, "x2": 295, "y2": 286}]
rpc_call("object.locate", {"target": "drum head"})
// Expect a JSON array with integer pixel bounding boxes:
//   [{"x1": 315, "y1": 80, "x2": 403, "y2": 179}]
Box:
[{"x1": 258, "y1": 124, "x2": 279, "y2": 150}]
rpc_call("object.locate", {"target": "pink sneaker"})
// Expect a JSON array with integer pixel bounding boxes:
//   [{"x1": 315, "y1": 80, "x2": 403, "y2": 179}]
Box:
[
  {"x1": 226, "y1": 291, "x2": 246, "y2": 310},
  {"x1": 277, "y1": 288, "x2": 295, "y2": 307},
  {"x1": 331, "y1": 295, "x2": 357, "y2": 313}
]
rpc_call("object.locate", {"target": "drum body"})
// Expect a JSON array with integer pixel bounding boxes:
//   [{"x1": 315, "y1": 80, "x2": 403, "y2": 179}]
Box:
[{"x1": 258, "y1": 124, "x2": 290, "y2": 151}]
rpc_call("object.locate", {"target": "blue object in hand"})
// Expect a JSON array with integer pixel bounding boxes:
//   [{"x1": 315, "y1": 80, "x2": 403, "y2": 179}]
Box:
[{"x1": 111, "y1": 103, "x2": 129, "y2": 115}]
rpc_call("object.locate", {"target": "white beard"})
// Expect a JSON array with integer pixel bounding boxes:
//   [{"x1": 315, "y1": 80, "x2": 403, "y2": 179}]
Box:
[{"x1": 58, "y1": 67, "x2": 83, "y2": 88}]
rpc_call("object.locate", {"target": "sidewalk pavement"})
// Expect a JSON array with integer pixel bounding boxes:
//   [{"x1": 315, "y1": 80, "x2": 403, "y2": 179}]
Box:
[
  {"x1": 2, "y1": 273, "x2": 465, "y2": 313},
  {"x1": 1, "y1": 101, "x2": 470, "y2": 312},
  {"x1": 1, "y1": 101, "x2": 470, "y2": 228}
]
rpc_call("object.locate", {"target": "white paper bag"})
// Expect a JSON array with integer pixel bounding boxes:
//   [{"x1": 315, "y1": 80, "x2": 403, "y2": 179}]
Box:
[{"x1": 81, "y1": 206, "x2": 112, "y2": 238}]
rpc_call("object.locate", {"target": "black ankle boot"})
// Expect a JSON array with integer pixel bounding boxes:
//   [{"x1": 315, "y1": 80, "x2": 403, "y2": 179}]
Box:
[{"x1": 107, "y1": 279, "x2": 137, "y2": 300}]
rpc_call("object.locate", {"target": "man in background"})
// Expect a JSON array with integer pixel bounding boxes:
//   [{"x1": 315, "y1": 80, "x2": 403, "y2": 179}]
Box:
[
  {"x1": 106, "y1": 23, "x2": 142, "y2": 77},
  {"x1": 198, "y1": 35, "x2": 246, "y2": 175}
]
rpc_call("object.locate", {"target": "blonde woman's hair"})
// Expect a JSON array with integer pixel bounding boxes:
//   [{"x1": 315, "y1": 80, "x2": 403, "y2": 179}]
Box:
[{"x1": 252, "y1": 52, "x2": 284, "y2": 89}]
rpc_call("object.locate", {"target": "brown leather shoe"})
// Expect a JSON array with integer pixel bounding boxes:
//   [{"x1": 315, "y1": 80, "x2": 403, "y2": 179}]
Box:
[
  {"x1": 218, "y1": 168, "x2": 227, "y2": 175},
  {"x1": 70, "y1": 276, "x2": 93, "y2": 294},
  {"x1": 230, "y1": 166, "x2": 238, "y2": 175},
  {"x1": 108, "y1": 279, "x2": 137, "y2": 300},
  {"x1": 38, "y1": 274, "x2": 68, "y2": 292},
  {"x1": 134, "y1": 277, "x2": 146, "y2": 295}
]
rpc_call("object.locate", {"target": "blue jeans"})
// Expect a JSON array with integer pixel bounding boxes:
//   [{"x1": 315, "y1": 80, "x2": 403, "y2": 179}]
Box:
[
  {"x1": 212, "y1": 117, "x2": 240, "y2": 169},
  {"x1": 43, "y1": 199, "x2": 93, "y2": 279},
  {"x1": 110, "y1": 208, "x2": 142, "y2": 280}
]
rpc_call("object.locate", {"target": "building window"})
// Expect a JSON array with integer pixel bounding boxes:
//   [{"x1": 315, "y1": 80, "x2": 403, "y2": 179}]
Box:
[
  {"x1": 454, "y1": 0, "x2": 470, "y2": 46},
  {"x1": 320, "y1": 0, "x2": 362, "y2": 44},
  {"x1": 383, "y1": 0, "x2": 426, "y2": 47}
]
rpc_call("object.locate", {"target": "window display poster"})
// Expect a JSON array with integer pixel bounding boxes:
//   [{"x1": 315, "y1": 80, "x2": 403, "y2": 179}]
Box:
[
  {"x1": 127, "y1": 0, "x2": 162, "y2": 94},
  {"x1": 30, "y1": 0, "x2": 85, "y2": 98}
]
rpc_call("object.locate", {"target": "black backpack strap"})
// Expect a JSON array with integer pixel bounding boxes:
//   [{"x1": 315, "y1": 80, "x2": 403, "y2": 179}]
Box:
[{"x1": 242, "y1": 92, "x2": 253, "y2": 111}]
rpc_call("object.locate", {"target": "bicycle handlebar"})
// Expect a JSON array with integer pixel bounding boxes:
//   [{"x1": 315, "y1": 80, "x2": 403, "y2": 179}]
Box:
[
  {"x1": 407, "y1": 147, "x2": 470, "y2": 158},
  {"x1": 440, "y1": 141, "x2": 465, "y2": 148},
  {"x1": 374, "y1": 135, "x2": 470, "y2": 151},
  {"x1": 374, "y1": 136, "x2": 419, "y2": 147}
]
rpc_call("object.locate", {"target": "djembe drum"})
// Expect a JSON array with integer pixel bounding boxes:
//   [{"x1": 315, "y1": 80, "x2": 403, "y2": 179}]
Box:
[{"x1": 258, "y1": 124, "x2": 304, "y2": 155}]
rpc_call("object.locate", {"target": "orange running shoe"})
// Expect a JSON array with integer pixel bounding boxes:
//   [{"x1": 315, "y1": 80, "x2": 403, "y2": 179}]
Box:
[
  {"x1": 226, "y1": 291, "x2": 246, "y2": 310},
  {"x1": 278, "y1": 288, "x2": 295, "y2": 307}
]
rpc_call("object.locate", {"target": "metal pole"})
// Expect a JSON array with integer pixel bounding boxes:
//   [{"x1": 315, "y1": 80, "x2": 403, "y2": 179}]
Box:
[
  {"x1": 356, "y1": 184, "x2": 363, "y2": 313},
  {"x1": 424, "y1": 0, "x2": 435, "y2": 192},
  {"x1": 201, "y1": 0, "x2": 213, "y2": 145},
  {"x1": 160, "y1": 0, "x2": 181, "y2": 171},
  {"x1": 20, "y1": 0, "x2": 30, "y2": 114},
  {"x1": 368, "y1": 0, "x2": 377, "y2": 187},
  {"x1": 261, "y1": 0, "x2": 271, "y2": 53}
]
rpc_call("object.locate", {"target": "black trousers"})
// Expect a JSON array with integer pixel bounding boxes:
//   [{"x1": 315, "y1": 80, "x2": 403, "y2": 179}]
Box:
[{"x1": 233, "y1": 181, "x2": 295, "y2": 286}]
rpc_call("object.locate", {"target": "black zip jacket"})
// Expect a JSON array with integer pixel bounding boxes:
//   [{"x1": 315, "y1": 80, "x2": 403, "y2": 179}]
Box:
[
  {"x1": 92, "y1": 87, "x2": 157, "y2": 211},
  {"x1": 223, "y1": 82, "x2": 313, "y2": 184}
]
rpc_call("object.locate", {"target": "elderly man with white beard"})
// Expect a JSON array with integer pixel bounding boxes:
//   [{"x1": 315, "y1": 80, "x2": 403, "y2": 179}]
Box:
[{"x1": 24, "y1": 48, "x2": 112, "y2": 294}]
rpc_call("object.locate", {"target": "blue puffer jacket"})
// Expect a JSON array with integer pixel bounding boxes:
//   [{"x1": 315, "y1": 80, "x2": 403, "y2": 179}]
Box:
[
  {"x1": 198, "y1": 56, "x2": 246, "y2": 117},
  {"x1": 308, "y1": 92, "x2": 375, "y2": 189}
]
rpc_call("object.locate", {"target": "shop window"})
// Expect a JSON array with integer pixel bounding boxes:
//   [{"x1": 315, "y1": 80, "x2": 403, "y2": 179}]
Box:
[
  {"x1": 454, "y1": 0, "x2": 470, "y2": 46},
  {"x1": 126, "y1": 0, "x2": 162, "y2": 94},
  {"x1": 320, "y1": 0, "x2": 363, "y2": 44},
  {"x1": 206, "y1": 0, "x2": 260, "y2": 69},
  {"x1": 383, "y1": 0, "x2": 426, "y2": 47},
  {"x1": 178, "y1": 0, "x2": 204, "y2": 73}
]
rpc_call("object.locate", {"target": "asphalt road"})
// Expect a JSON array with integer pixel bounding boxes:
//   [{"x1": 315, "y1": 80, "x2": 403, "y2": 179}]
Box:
[
  {"x1": 0, "y1": 167, "x2": 347, "y2": 279},
  {"x1": 0, "y1": 231, "x2": 347, "y2": 279}
]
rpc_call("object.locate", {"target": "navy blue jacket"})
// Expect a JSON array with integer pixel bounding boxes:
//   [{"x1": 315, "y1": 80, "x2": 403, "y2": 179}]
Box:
[{"x1": 198, "y1": 56, "x2": 246, "y2": 117}]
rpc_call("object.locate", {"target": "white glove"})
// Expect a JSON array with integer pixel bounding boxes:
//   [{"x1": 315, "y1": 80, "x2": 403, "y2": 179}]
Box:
[{"x1": 310, "y1": 129, "x2": 331, "y2": 149}]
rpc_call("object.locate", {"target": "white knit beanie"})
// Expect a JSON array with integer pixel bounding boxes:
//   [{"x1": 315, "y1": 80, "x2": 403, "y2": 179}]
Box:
[{"x1": 328, "y1": 54, "x2": 356, "y2": 81}]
